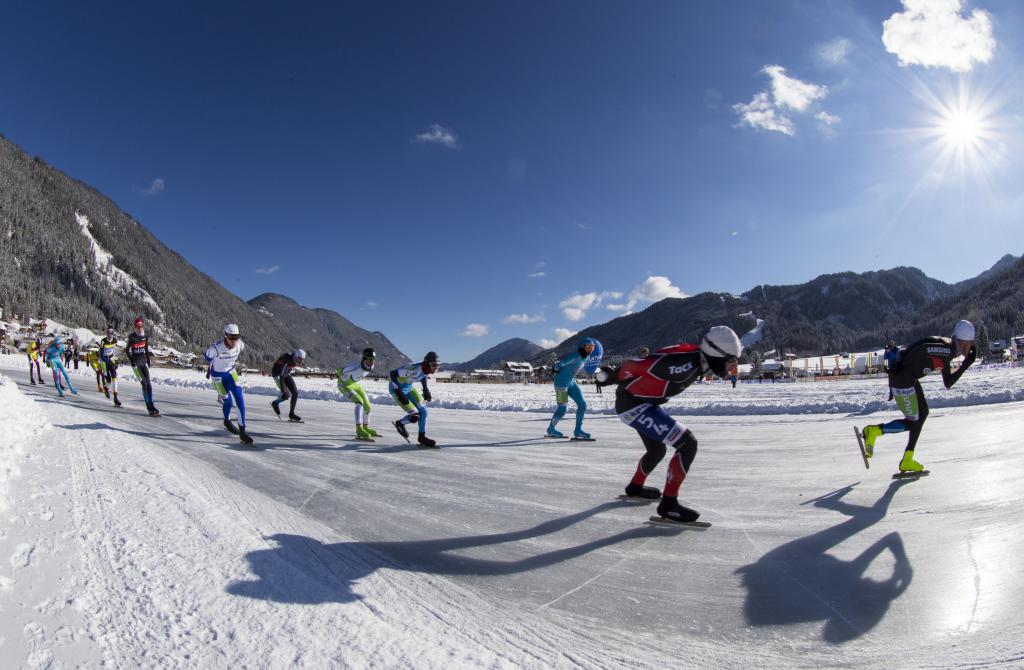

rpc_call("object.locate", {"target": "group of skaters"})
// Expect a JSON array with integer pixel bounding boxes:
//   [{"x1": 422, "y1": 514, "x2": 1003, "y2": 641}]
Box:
[{"x1": 24, "y1": 315, "x2": 979, "y2": 525}]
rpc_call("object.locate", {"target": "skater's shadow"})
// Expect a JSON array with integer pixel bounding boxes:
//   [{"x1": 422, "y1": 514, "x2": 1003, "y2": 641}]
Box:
[
  {"x1": 735, "y1": 480, "x2": 915, "y2": 644},
  {"x1": 227, "y1": 501, "x2": 684, "y2": 604}
]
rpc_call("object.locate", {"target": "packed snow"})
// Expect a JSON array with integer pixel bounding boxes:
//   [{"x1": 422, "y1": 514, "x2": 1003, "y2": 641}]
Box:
[{"x1": 1, "y1": 356, "x2": 1023, "y2": 668}]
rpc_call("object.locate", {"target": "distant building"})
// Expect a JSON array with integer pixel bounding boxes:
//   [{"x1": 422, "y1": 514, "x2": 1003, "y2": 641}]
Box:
[{"x1": 503, "y1": 361, "x2": 534, "y2": 382}]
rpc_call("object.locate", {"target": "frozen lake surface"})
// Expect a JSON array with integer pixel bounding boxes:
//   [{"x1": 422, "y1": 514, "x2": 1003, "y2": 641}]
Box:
[{"x1": 1, "y1": 359, "x2": 1022, "y2": 668}]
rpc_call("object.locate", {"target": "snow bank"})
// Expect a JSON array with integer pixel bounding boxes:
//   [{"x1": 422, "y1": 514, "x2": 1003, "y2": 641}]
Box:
[
  {"x1": 0, "y1": 374, "x2": 51, "y2": 510},
  {"x1": 5, "y1": 353, "x2": 1023, "y2": 417}
]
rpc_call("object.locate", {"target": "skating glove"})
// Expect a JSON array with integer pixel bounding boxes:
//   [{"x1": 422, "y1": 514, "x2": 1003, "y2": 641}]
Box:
[
  {"x1": 423, "y1": 389, "x2": 432, "y2": 402},
  {"x1": 963, "y1": 345, "x2": 977, "y2": 367},
  {"x1": 395, "y1": 389, "x2": 410, "y2": 405},
  {"x1": 594, "y1": 366, "x2": 619, "y2": 388}
]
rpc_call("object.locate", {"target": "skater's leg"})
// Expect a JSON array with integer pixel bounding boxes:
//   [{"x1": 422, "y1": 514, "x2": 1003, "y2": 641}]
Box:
[
  {"x1": 273, "y1": 376, "x2": 289, "y2": 408},
  {"x1": 904, "y1": 383, "x2": 928, "y2": 452},
  {"x1": 406, "y1": 389, "x2": 427, "y2": 433},
  {"x1": 214, "y1": 378, "x2": 233, "y2": 420},
  {"x1": 663, "y1": 430, "x2": 698, "y2": 497},
  {"x1": 548, "y1": 386, "x2": 569, "y2": 432},
  {"x1": 630, "y1": 435, "x2": 667, "y2": 486},
  {"x1": 231, "y1": 383, "x2": 246, "y2": 427},
  {"x1": 568, "y1": 382, "x2": 587, "y2": 433},
  {"x1": 284, "y1": 376, "x2": 299, "y2": 416}
]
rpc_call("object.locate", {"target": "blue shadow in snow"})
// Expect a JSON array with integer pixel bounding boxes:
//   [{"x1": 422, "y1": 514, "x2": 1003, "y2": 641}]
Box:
[
  {"x1": 735, "y1": 479, "x2": 916, "y2": 644},
  {"x1": 227, "y1": 501, "x2": 683, "y2": 604}
]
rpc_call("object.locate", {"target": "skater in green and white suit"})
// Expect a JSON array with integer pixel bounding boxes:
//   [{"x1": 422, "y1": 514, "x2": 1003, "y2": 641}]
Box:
[{"x1": 338, "y1": 348, "x2": 381, "y2": 440}]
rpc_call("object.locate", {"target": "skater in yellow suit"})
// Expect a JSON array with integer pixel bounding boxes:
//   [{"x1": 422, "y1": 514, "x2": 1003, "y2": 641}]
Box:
[{"x1": 337, "y1": 348, "x2": 381, "y2": 440}]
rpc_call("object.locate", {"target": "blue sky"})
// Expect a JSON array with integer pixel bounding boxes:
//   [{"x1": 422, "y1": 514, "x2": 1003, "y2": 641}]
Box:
[{"x1": 2, "y1": 1, "x2": 1022, "y2": 362}]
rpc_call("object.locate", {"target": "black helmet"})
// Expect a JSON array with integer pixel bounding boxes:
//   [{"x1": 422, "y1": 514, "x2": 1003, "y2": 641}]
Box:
[
  {"x1": 361, "y1": 348, "x2": 376, "y2": 359},
  {"x1": 424, "y1": 351, "x2": 440, "y2": 364}
]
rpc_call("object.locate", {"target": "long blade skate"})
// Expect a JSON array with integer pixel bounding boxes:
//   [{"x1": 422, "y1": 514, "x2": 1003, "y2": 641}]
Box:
[
  {"x1": 647, "y1": 517, "x2": 712, "y2": 529},
  {"x1": 853, "y1": 426, "x2": 870, "y2": 470},
  {"x1": 892, "y1": 470, "x2": 929, "y2": 480}
]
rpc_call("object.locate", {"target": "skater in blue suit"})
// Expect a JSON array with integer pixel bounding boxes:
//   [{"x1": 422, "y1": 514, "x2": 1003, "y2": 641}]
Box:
[
  {"x1": 547, "y1": 337, "x2": 597, "y2": 440},
  {"x1": 45, "y1": 336, "x2": 78, "y2": 397}
]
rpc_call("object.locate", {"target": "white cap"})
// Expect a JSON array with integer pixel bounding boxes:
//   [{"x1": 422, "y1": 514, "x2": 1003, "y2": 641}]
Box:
[
  {"x1": 700, "y1": 325, "x2": 743, "y2": 359},
  {"x1": 224, "y1": 323, "x2": 240, "y2": 336},
  {"x1": 953, "y1": 319, "x2": 976, "y2": 342},
  {"x1": 293, "y1": 349, "x2": 306, "y2": 361}
]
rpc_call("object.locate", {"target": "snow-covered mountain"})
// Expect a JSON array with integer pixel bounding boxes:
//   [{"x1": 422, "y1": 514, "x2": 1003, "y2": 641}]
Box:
[
  {"x1": 0, "y1": 134, "x2": 406, "y2": 366},
  {"x1": 448, "y1": 338, "x2": 543, "y2": 372},
  {"x1": 533, "y1": 256, "x2": 1023, "y2": 362}
]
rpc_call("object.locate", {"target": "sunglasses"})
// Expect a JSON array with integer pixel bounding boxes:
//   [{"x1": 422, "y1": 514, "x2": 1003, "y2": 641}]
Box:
[{"x1": 225, "y1": 334, "x2": 240, "y2": 341}]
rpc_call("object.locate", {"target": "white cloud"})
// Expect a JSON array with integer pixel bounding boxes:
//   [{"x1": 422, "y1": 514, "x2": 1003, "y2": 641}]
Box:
[
  {"x1": 554, "y1": 328, "x2": 577, "y2": 341},
  {"x1": 142, "y1": 178, "x2": 165, "y2": 196},
  {"x1": 255, "y1": 265, "x2": 280, "y2": 274},
  {"x1": 734, "y1": 66, "x2": 830, "y2": 136},
  {"x1": 628, "y1": 276, "x2": 686, "y2": 304},
  {"x1": 763, "y1": 65, "x2": 828, "y2": 112},
  {"x1": 882, "y1": 0, "x2": 995, "y2": 73},
  {"x1": 733, "y1": 92, "x2": 796, "y2": 136},
  {"x1": 503, "y1": 313, "x2": 545, "y2": 324},
  {"x1": 528, "y1": 271, "x2": 546, "y2": 278},
  {"x1": 559, "y1": 291, "x2": 621, "y2": 321},
  {"x1": 461, "y1": 323, "x2": 490, "y2": 337},
  {"x1": 362, "y1": 301, "x2": 379, "y2": 309},
  {"x1": 606, "y1": 303, "x2": 629, "y2": 312},
  {"x1": 816, "y1": 37, "x2": 852, "y2": 67},
  {"x1": 413, "y1": 124, "x2": 460, "y2": 149},
  {"x1": 816, "y1": 111, "x2": 841, "y2": 125}
]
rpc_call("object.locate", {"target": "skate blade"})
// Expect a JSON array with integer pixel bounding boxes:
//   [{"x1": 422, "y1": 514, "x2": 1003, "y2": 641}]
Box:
[
  {"x1": 892, "y1": 470, "x2": 930, "y2": 479},
  {"x1": 570, "y1": 437, "x2": 596, "y2": 442},
  {"x1": 853, "y1": 426, "x2": 870, "y2": 470},
  {"x1": 545, "y1": 434, "x2": 568, "y2": 439},
  {"x1": 647, "y1": 517, "x2": 711, "y2": 528},
  {"x1": 355, "y1": 437, "x2": 375, "y2": 443}
]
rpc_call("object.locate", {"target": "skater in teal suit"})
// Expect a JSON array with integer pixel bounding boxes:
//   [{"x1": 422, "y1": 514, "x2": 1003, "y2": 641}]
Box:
[{"x1": 547, "y1": 337, "x2": 598, "y2": 440}]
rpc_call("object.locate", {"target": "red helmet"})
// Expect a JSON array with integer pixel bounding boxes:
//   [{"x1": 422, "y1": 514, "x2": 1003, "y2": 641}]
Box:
[{"x1": 133, "y1": 317, "x2": 144, "y2": 328}]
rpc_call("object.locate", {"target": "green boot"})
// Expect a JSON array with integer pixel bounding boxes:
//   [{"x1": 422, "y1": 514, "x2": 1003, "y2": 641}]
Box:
[
  {"x1": 898, "y1": 450, "x2": 925, "y2": 472},
  {"x1": 356, "y1": 424, "x2": 371, "y2": 439},
  {"x1": 861, "y1": 425, "x2": 882, "y2": 457},
  {"x1": 364, "y1": 425, "x2": 382, "y2": 437}
]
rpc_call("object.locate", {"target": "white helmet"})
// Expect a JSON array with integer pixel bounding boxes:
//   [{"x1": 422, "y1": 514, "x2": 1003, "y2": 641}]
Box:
[
  {"x1": 701, "y1": 326, "x2": 743, "y2": 377},
  {"x1": 224, "y1": 323, "x2": 240, "y2": 336},
  {"x1": 293, "y1": 349, "x2": 306, "y2": 361},
  {"x1": 953, "y1": 319, "x2": 975, "y2": 342}
]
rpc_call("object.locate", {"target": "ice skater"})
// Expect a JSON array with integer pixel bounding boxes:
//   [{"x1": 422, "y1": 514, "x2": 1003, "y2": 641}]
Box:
[
  {"x1": 270, "y1": 349, "x2": 306, "y2": 422},
  {"x1": 859, "y1": 320, "x2": 977, "y2": 476},
  {"x1": 205, "y1": 324, "x2": 253, "y2": 445},
  {"x1": 99, "y1": 327, "x2": 122, "y2": 406},
  {"x1": 126, "y1": 317, "x2": 159, "y2": 416},
  {"x1": 596, "y1": 326, "x2": 743, "y2": 523},
  {"x1": 389, "y1": 352, "x2": 440, "y2": 448},
  {"x1": 338, "y1": 348, "x2": 381, "y2": 441},
  {"x1": 44, "y1": 336, "x2": 78, "y2": 397},
  {"x1": 546, "y1": 337, "x2": 598, "y2": 440}
]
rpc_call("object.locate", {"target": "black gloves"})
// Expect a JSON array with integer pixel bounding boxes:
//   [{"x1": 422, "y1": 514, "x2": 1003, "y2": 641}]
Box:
[
  {"x1": 395, "y1": 389, "x2": 410, "y2": 405},
  {"x1": 963, "y1": 345, "x2": 977, "y2": 367},
  {"x1": 423, "y1": 389, "x2": 432, "y2": 402}
]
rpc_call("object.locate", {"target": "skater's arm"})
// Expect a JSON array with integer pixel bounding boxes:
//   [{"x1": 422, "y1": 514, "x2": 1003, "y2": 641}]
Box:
[
  {"x1": 421, "y1": 378, "x2": 431, "y2": 402},
  {"x1": 942, "y1": 345, "x2": 976, "y2": 388}
]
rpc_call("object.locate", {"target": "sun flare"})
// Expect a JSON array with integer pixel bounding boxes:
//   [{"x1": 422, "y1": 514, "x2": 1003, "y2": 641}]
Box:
[{"x1": 940, "y1": 110, "x2": 982, "y2": 149}]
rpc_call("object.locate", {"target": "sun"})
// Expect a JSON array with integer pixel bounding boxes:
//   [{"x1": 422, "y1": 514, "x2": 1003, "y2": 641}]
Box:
[{"x1": 940, "y1": 109, "x2": 983, "y2": 149}]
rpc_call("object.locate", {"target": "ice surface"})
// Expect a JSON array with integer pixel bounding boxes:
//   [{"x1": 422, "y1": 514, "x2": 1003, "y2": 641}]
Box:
[{"x1": 1, "y1": 361, "x2": 1022, "y2": 668}]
